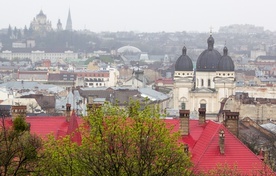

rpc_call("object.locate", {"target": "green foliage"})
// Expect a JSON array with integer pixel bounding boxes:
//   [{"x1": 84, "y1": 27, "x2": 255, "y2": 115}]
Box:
[
  {"x1": 84, "y1": 57, "x2": 95, "y2": 65},
  {"x1": 0, "y1": 118, "x2": 42, "y2": 175},
  {"x1": 13, "y1": 115, "x2": 29, "y2": 132},
  {"x1": 99, "y1": 55, "x2": 113, "y2": 63},
  {"x1": 39, "y1": 100, "x2": 192, "y2": 175}
]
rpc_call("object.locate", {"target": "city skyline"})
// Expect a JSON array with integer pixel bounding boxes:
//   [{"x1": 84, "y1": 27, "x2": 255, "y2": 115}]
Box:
[{"x1": 1, "y1": 0, "x2": 276, "y2": 32}]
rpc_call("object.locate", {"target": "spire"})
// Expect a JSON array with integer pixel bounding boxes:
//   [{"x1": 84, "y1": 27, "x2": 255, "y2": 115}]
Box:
[
  {"x1": 182, "y1": 46, "x2": 187, "y2": 55},
  {"x1": 223, "y1": 46, "x2": 228, "y2": 56},
  {"x1": 66, "y1": 9, "x2": 72, "y2": 31},
  {"x1": 207, "y1": 26, "x2": 214, "y2": 50},
  {"x1": 207, "y1": 35, "x2": 214, "y2": 50}
]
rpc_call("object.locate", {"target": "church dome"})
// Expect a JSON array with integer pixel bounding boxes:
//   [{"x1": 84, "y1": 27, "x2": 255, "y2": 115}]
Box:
[
  {"x1": 196, "y1": 35, "x2": 221, "y2": 71},
  {"x1": 37, "y1": 10, "x2": 46, "y2": 18},
  {"x1": 175, "y1": 46, "x2": 193, "y2": 71},
  {"x1": 217, "y1": 46, "x2": 235, "y2": 71}
]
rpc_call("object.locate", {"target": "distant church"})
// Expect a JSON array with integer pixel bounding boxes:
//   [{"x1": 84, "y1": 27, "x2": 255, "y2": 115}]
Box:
[
  {"x1": 173, "y1": 34, "x2": 235, "y2": 117},
  {"x1": 30, "y1": 9, "x2": 72, "y2": 33},
  {"x1": 30, "y1": 10, "x2": 52, "y2": 32}
]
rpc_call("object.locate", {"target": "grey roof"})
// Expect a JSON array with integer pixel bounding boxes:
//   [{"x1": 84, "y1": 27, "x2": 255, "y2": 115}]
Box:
[
  {"x1": 138, "y1": 88, "x2": 169, "y2": 101},
  {"x1": 56, "y1": 90, "x2": 83, "y2": 111},
  {"x1": 0, "y1": 81, "x2": 64, "y2": 93},
  {"x1": 257, "y1": 55, "x2": 276, "y2": 60},
  {"x1": 261, "y1": 123, "x2": 276, "y2": 134},
  {"x1": 196, "y1": 35, "x2": 221, "y2": 71},
  {"x1": 80, "y1": 87, "x2": 108, "y2": 91},
  {"x1": 217, "y1": 46, "x2": 235, "y2": 71},
  {"x1": 175, "y1": 46, "x2": 193, "y2": 71}
]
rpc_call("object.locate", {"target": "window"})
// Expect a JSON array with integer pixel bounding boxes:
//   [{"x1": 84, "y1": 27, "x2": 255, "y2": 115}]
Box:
[
  {"x1": 208, "y1": 79, "x2": 211, "y2": 87},
  {"x1": 200, "y1": 103, "x2": 206, "y2": 109},
  {"x1": 201, "y1": 79, "x2": 204, "y2": 86},
  {"x1": 181, "y1": 102, "x2": 186, "y2": 110}
]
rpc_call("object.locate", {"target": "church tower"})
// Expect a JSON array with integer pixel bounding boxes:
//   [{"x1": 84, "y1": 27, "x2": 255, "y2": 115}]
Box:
[
  {"x1": 66, "y1": 9, "x2": 72, "y2": 31},
  {"x1": 57, "y1": 19, "x2": 63, "y2": 31},
  {"x1": 173, "y1": 34, "x2": 236, "y2": 119},
  {"x1": 173, "y1": 46, "x2": 194, "y2": 110}
]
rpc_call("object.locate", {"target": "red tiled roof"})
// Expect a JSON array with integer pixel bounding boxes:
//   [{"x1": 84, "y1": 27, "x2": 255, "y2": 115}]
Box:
[
  {"x1": 163, "y1": 119, "x2": 273, "y2": 175},
  {"x1": 3, "y1": 115, "x2": 83, "y2": 144},
  {"x1": 66, "y1": 111, "x2": 82, "y2": 145}
]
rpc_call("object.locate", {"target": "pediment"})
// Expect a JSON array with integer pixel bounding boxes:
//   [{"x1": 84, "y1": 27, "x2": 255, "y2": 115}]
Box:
[{"x1": 192, "y1": 87, "x2": 216, "y2": 93}]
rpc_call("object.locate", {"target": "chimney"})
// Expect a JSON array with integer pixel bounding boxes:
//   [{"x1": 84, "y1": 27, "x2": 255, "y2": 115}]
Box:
[
  {"x1": 184, "y1": 143, "x2": 189, "y2": 154},
  {"x1": 198, "y1": 108, "x2": 206, "y2": 125},
  {"x1": 66, "y1": 103, "x2": 71, "y2": 122},
  {"x1": 179, "y1": 110, "x2": 190, "y2": 136},
  {"x1": 219, "y1": 129, "x2": 225, "y2": 154},
  {"x1": 224, "y1": 111, "x2": 239, "y2": 137},
  {"x1": 11, "y1": 105, "x2": 27, "y2": 121}
]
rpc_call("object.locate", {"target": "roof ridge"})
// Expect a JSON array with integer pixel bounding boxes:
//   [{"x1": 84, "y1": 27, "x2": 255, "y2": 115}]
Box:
[{"x1": 193, "y1": 121, "x2": 222, "y2": 169}]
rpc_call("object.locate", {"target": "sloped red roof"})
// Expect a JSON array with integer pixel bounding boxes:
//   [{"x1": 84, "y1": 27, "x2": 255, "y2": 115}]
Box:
[
  {"x1": 3, "y1": 115, "x2": 83, "y2": 145},
  {"x1": 164, "y1": 119, "x2": 272, "y2": 175},
  {"x1": 66, "y1": 111, "x2": 82, "y2": 145}
]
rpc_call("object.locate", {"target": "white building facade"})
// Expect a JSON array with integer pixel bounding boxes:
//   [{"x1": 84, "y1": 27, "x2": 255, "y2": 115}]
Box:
[
  {"x1": 173, "y1": 35, "x2": 236, "y2": 116},
  {"x1": 0, "y1": 50, "x2": 78, "y2": 63}
]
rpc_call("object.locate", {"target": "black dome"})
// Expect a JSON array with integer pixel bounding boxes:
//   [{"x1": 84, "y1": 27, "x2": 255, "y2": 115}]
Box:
[
  {"x1": 175, "y1": 46, "x2": 193, "y2": 71},
  {"x1": 217, "y1": 46, "x2": 235, "y2": 71},
  {"x1": 196, "y1": 35, "x2": 221, "y2": 71}
]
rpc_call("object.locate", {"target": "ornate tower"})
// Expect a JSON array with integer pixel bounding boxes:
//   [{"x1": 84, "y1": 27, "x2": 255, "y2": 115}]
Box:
[
  {"x1": 66, "y1": 9, "x2": 72, "y2": 31},
  {"x1": 57, "y1": 19, "x2": 63, "y2": 31}
]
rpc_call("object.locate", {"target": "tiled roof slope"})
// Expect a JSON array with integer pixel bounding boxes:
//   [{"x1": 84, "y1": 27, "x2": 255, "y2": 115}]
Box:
[
  {"x1": 164, "y1": 119, "x2": 272, "y2": 175},
  {"x1": 3, "y1": 114, "x2": 83, "y2": 145}
]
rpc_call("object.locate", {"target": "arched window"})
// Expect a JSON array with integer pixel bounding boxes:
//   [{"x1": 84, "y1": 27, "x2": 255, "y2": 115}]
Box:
[
  {"x1": 200, "y1": 99, "x2": 207, "y2": 109},
  {"x1": 181, "y1": 102, "x2": 186, "y2": 110},
  {"x1": 201, "y1": 79, "x2": 204, "y2": 87},
  {"x1": 208, "y1": 79, "x2": 211, "y2": 87}
]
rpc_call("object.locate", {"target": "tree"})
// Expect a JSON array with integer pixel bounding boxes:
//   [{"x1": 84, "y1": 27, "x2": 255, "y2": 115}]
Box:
[
  {"x1": 197, "y1": 163, "x2": 275, "y2": 176},
  {"x1": 39, "y1": 100, "x2": 192, "y2": 175},
  {"x1": 0, "y1": 116, "x2": 42, "y2": 176},
  {"x1": 7, "y1": 25, "x2": 12, "y2": 38}
]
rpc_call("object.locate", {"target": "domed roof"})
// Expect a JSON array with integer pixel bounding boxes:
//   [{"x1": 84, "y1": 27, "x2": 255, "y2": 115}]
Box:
[
  {"x1": 117, "y1": 45, "x2": 141, "y2": 54},
  {"x1": 175, "y1": 46, "x2": 193, "y2": 71},
  {"x1": 196, "y1": 35, "x2": 221, "y2": 71},
  {"x1": 37, "y1": 10, "x2": 46, "y2": 18},
  {"x1": 217, "y1": 46, "x2": 235, "y2": 71}
]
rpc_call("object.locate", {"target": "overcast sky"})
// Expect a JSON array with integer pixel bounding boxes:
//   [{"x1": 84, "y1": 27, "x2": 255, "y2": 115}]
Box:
[{"x1": 1, "y1": 0, "x2": 275, "y2": 32}]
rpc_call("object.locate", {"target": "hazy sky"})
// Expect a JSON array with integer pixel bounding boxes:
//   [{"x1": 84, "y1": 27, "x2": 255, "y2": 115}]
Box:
[{"x1": 1, "y1": 0, "x2": 275, "y2": 32}]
